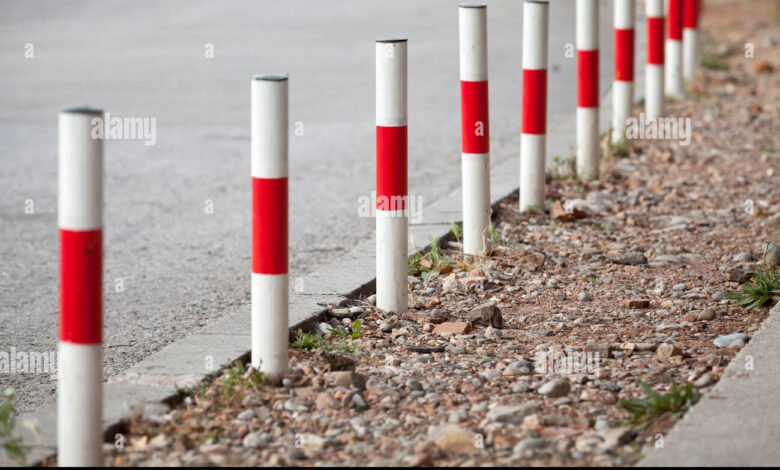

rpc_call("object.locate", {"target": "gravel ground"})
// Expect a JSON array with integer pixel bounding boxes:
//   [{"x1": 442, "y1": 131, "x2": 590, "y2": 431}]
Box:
[{"x1": 45, "y1": 1, "x2": 779, "y2": 467}]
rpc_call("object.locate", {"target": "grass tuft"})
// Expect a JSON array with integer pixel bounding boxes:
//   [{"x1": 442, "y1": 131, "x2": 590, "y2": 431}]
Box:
[
  {"x1": 0, "y1": 391, "x2": 26, "y2": 465},
  {"x1": 727, "y1": 269, "x2": 780, "y2": 310},
  {"x1": 619, "y1": 381, "x2": 699, "y2": 430}
]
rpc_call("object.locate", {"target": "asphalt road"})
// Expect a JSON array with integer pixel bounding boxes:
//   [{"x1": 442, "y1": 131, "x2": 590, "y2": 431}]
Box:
[{"x1": 0, "y1": 0, "x2": 615, "y2": 411}]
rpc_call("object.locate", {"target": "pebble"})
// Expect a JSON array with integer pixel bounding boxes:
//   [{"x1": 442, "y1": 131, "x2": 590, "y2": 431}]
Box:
[
  {"x1": 242, "y1": 432, "x2": 265, "y2": 449},
  {"x1": 538, "y1": 379, "x2": 571, "y2": 398},
  {"x1": 697, "y1": 308, "x2": 717, "y2": 321},
  {"x1": 714, "y1": 333, "x2": 748, "y2": 348},
  {"x1": 486, "y1": 403, "x2": 539, "y2": 424},
  {"x1": 578, "y1": 291, "x2": 593, "y2": 302}
]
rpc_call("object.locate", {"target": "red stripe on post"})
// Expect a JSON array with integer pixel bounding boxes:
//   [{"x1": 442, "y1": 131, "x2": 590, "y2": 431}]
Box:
[
  {"x1": 683, "y1": 0, "x2": 699, "y2": 29},
  {"x1": 522, "y1": 69, "x2": 547, "y2": 135},
  {"x1": 60, "y1": 229, "x2": 102, "y2": 344},
  {"x1": 577, "y1": 50, "x2": 599, "y2": 108},
  {"x1": 252, "y1": 177, "x2": 288, "y2": 275},
  {"x1": 376, "y1": 125, "x2": 408, "y2": 210},
  {"x1": 615, "y1": 29, "x2": 635, "y2": 82},
  {"x1": 460, "y1": 80, "x2": 490, "y2": 154},
  {"x1": 668, "y1": 0, "x2": 683, "y2": 40},
  {"x1": 647, "y1": 17, "x2": 665, "y2": 65}
]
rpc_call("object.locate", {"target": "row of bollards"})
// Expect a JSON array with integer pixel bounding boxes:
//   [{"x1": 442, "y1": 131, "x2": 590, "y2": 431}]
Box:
[{"x1": 56, "y1": 0, "x2": 702, "y2": 465}]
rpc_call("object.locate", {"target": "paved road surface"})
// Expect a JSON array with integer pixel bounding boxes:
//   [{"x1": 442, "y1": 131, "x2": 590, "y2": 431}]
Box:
[{"x1": 0, "y1": 0, "x2": 615, "y2": 411}]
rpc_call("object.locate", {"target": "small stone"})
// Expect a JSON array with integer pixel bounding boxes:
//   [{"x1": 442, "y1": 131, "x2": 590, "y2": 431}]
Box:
[
  {"x1": 599, "y1": 427, "x2": 633, "y2": 450},
  {"x1": 243, "y1": 432, "x2": 265, "y2": 449},
  {"x1": 318, "y1": 322, "x2": 334, "y2": 334},
  {"x1": 584, "y1": 343, "x2": 611, "y2": 358},
  {"x1": 236, "y1": 409, "x2": 255, "y2": 421},
  {"x1": 733, "y1": 252, "x2": 754, "y2": 262},
  {"x1": 656, "y1": 343, "x2": 682, "y2": 362},
  {"x1": 635, "y1": 343, "x2": 657, "y2": 352},
  {"x1": 427, "y1": 425, "x2": 476, "y2": 454},
  {"x1": 484, "y1": 326, "x2": 502, "y2": 340},
  {"x1": 552, "y1": 200, "x2": 589, "y2": 221},
  {"x1": 610, "y1": 252, "x2": 648, "y2": 266},
  {"x1": 578, "y1": 291, "x2": 593, "y2": 302},
  {"x1": 765, "y1": 242, "x2": 780, "y2": 269},
  {"x1": 693, "y1": 373, "x2": 714, "y2": 388},
  {"x1": 697, "y1": 308, "x2": 717, "y2": 321},
  {"x1": 729, "y1": 268, "x2": 753, "y2": 283},
  {"x1": 433, "y1": 321, "x2": 472, "y2": 335},
  {"x1": 487, "y1": 402, "x2": 540, "y2": 424},
  {"x1": 714, "y1": 333, "x2": 748, "y2": 348},
  {"x1": 367, "y1": 294, "x2": 377, "y2": 306},
  {"x1": 466, "y1": 302, "x2": 503, "y2": 328},
  {"x1": 325, "y1": 371, "x2": 366, "y2": 390},
  {"x1": 538, "y1": 379, "x2": 571, "y2": 398},
  {"x1": 513, "y1": 437, "x2": 546, "y2": 457},
  {"x1": 407, "y1": 344, "x2": 446, "y2": 354},
  {"x1": 442, "y1": 274, "x2": 462, "y2": 294},
  {"x1": 329, "y1": 307, "x2": 358, "y2": 319},
  {"x1": 623, "y1": 298, "x2": 651, "y2": 309}
]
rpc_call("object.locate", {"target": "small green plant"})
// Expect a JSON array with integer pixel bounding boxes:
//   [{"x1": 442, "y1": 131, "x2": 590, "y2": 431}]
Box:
[
  {"x1": 727, "y1": 268, "x2": 780, "y2": 310},
  {"x1": 613, "y1": 140, "x2": 630, "y2": 158},
  {"x1": 489, "y1": 223, "x2": 502, "y2": 248},
  {"x1": 408, "y1": 237, "x2": 451, "y2": 276},
  {"x1": 700, "y1": 52, "x2": 727, "y2": 71},
  {"x1": 333, "y1": 320, "x2": 362, "y2": 341},
  {"x1": 292, "y1": 330, "x2": 325, "y2": 351},
  {"x1": 450, "y1": 222, "x2": 463, "y2": 244},
  {"x1": 0, "y1": 391, "x2": 27, "y2": 465},
  {"x1": 619, "y1": 381, "x2": 699, "y2": 430},
  {"x1": 206, "y1": 362, "x2": 264, "y2": 401}
]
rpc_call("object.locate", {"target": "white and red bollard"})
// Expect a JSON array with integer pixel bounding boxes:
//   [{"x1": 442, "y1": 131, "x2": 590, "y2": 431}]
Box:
[
  {"x1": 459, "y1": 3, "x2": 491, "y2": 253},
  {"x1": 646, "y1": 0, "x2": 665, "y2": 120},
  {"x1": 666, "y1": 0, "x2": 684, "y2": 98},
  {"x1": 683, "y1": 0, "x2": 701, "y2": 83},
  {"x1": 576, "y1": 0, "x2": 600, "y2": 182},
  {"x1": 58, "y1": 107, "x2": 104, "y2": 467},
  {"x1": 376, "y1": 38, "x2": 408, "y2": 314},
  {"x1": 520, "y1": 0, "x2": 549, "y2": 212},
  {"x1": 251, "y1": 74, "x2": 289, "y2": 383},
  {"x1": 612, "y1": 0, "x2": 635, "y2": 144}
]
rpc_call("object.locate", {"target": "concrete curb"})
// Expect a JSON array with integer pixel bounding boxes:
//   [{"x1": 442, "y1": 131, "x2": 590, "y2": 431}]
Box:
[
  {"x1": 639, "y1": 302, "x2": 780, "y2": 467},
  {"x1": 3, "y1": 16, "x2": 652, "y2": 468}
]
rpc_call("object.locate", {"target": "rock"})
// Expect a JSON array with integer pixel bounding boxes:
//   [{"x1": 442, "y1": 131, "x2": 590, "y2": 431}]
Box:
[
  {"x1": 242, "y1": 432, "x2": 265, "y2": 449},
  {"x1": 325, "y1": 371, "x2": 366, "y2": 390},
  {"x1": 236, "y1": 409, "x2": 255, "y2": 421},
  {"x1": 379, "y1": 318, "x2": 397, "y2": 333},
  {"x1": 442, "y1": 274, "x2": 463, "y2": 294},
  {"x1": 656, "y1": 343, "x2": 682, "y2": 362},
  {"x1": 484, "y1": 326, "x2": 502, "y2": 340},
  {"x1": 714, "y1": 333, "x2": 748, "y2": 348},
  {"x1": 329, "y1": 308, "x2": 357, "y2": 319},
  {"x1": 599, "y1": 427, "x2": 633, "y2": 450},
  {"x1": 635, "y1": 343, "x2": 657, "y2": 352},
  {"x1": 733, "y1": 252, "x2": 754, "y2": 262},
  {"x1": 367, "y1": 294, "x2": 377, "y2": 306},
  {"x1": 693, "y1": 373, "x2": 714, "y2": 388},
  {"x1": 765, "y1": 242, "x2": 780, "y2": 269},
  {"x1": 466, "y1": 302, "x2": 503, "y2": 328},
  {"x1": 407, "y1": 344, "x2": 446, "y2": 354},
  {"x1": 433, "y1": 321, "x2": 472, "y2": 335},
  {"x1": 318, "y1": 322, "x2": 334, "y2": 334},
  {"x1": 578, "y1": 291, "x2": 593, "y2": 302},
  {"x1": 729, "y1": 268, "x2": 753, "y2": 283},
  {"x1": 503, "y1": 360, "x2": 533, "y2": 376},
  {"x1": 623, "y1": 298, "x2": 650, "y2": 309},
  {"x1": 552, "y1": 200, "x2": 589, "y2": 221},
  {"x1": 486, "y1": 402, "x2": 540, "y2": 424},
  {"x1": 427, "y1": 425, "x2": 476, "y2": 454},
  {"x1": 697, "y1": 308, "x2": 717, "y2": 321},
  {"x1": 513, "y1": 437, "x2": 546, "y2": 457},
  {"x1": 584, "y1": 343, "x2": 611, "y2": 358},
  {"x1": 538, "y1": 379, "x2": 571, "y2": 398},
  {"x1": 610, "y1": 252, "x2": 648, "y2": 266}
]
